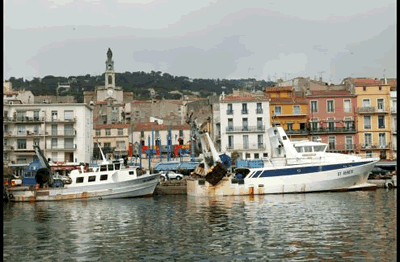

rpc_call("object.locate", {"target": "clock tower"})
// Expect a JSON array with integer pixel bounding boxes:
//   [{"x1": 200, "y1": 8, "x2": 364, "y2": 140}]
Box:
[{"x1": 105, "y1": 47, "x2": 115, "y2": 96}]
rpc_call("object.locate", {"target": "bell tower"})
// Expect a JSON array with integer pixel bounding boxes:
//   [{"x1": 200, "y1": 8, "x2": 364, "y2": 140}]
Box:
[{"x1": 105, "y1": 48, "x2": 115, "y2": 93}]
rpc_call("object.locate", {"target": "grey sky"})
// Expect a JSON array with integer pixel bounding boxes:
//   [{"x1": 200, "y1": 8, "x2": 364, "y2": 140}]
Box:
[{"x1": 4, "y1": 0, "x2": 396, "y2": 84}]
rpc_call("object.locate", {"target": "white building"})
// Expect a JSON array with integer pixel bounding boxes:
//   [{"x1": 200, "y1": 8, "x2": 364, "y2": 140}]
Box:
[
  {"x1": 217, "y1": 93, "x2": 271, "y2": 160},
  {"x1": 390, "y1": 91, "x2": 397, "y2": 159},
  {"x1": 3, "y1": 103, "x2": 93, "y2": 175}
]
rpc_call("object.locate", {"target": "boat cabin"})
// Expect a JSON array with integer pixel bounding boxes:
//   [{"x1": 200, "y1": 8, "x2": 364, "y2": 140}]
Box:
[{"x1": 291, "y1": 141, "x2": 328, "y2": 155}]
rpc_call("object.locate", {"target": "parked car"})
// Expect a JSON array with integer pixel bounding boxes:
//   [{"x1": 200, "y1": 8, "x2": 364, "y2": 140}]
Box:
[
  {"x1": 159, "y1": 171, "x2": 184, "y2": 181},
  {"x1": 369, "y1": 167, "x2": 390, "y2": 179}
]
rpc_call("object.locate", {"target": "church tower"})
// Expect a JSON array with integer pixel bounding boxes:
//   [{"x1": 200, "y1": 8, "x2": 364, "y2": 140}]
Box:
[{"x1": 105, "y1": 48, "x2": 116, "y2": 97}]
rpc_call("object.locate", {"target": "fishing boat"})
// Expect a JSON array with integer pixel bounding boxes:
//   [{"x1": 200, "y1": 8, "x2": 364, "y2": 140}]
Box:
[
  {"x1": 187, "y1": 125, "x2": 379, "y2": 196},
  {"x1": 6, "y1": 144, "x2": 160, "y2": 202}
]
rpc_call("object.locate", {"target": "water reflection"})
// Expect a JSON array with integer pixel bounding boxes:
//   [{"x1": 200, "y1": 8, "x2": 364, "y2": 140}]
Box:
[{"x1": 3, "y1": 189, "x2": 397, "y2": 261}]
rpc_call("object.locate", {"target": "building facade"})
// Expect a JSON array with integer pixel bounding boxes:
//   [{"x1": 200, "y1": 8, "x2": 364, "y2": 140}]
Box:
[
  {"x1": 306, "y1": 90, "x2": 358, "y2": 153},
  {"x1": 264, "y1": 86, "x2": 308, "y2": 141},
  {"x1": 93, "y1": 123, "x2": 131, "y2": 161},
  {"x1": 218, "y1": 93, "x2": 271, "y2": 160},
  {"x1": 3, "y1": 103, "x2": 93, "y2": 176},
  {"x1": 390, "y1": 90, "x2": 397, "y2": 159},
  {"x1": 353, "y1": 79, "x2": 393, "y2": 159}
]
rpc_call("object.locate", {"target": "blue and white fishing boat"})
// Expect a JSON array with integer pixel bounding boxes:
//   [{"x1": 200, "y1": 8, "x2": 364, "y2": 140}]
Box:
[{"x1": 187, "y1": 126, "x2": 379, "y2": 196}]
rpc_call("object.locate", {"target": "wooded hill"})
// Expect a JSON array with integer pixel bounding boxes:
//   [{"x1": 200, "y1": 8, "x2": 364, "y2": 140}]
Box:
[{"x1": 7, "y1": 71, "x2": 276, "y2": 102}]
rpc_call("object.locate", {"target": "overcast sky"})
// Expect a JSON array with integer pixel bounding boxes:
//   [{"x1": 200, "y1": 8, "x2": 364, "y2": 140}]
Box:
[{"x1": 4, "y1": 0, "x2": 396, "y2": 84}]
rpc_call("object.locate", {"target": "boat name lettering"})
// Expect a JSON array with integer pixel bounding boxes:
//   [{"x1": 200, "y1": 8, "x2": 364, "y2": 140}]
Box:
[{"x1": 338, "y1": 169, "x2": 353, "y2": 176}]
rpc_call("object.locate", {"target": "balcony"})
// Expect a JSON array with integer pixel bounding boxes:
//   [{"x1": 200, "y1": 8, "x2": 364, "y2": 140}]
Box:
[
  {"x1": 4, "y1": 116, "x2": 44, "y2": 123},
  {"x1": 309, "y1": 127, "x2": 356, "y2": 134},
  {"x1": 241, "y1": 109, "x2": 248, "y2": 114},
  {"x1": 4, "y1": 145, "x2": 14, "y2": 151},
  {"x1": 50, "y1": 129, "x2": 77, "y2": 136},
  {"x1": 326, "y1": 144, "x2": 358, "y2": 152},
  {"x1": 360, "y1": 143, "x2": 391, "y2": 150},
  {"x1": 227, "y1": 143, "x2": 266, "y2": 151},
  {"x1": 391, "y1": 108, "x2": 397, "y2": 114},
  {"x1": 50, "y1": 144, "x2": 77, "y2": 150},
  {"x1": 256, "y1": 108, "x2": 263, "y2": 114},
  {"x1": 47, "y1": 117, "x2": 77, "y2": 123},
  {"x1": 357, "y1": 106, "x2": 390, "y2": 114},
  {"x1": 226, "y1": 126, "x2": 265, "y2": 133},
  {"x1": 285, "y1": 129, "x2": 309, "y2": 135},
  {"x1": 274, "y1": 111, "x2": 307, "y2": 117},
  {"x1": 4, "y1": 130, "x2": 46, "y2": 137},
  {"x1": 226, "y1": 109, "x2": 233, "y2": 115}
]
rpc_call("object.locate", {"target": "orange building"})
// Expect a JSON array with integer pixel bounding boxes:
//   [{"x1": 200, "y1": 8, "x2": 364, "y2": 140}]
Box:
[{"x1": 264, "y1": 86, "x2": 308, "y2": 140}]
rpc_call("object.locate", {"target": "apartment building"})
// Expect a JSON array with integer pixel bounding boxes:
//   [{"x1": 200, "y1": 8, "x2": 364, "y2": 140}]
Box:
[
  {"x1": 3, "y1": 103, "x2": 93, "y2": 176},
  {"x1": 218, "y1": 92, "x2": 271, "y2": 160},
  {"x1": 306, "y1": 90, "x2": 358, "y2": 153},
  {"x1": 93, "y1": 123, "x2": 131, "y2": 160},
  {"x1": 352, "y1": 79, "x2": 392, "y2": 159},
  {"x1": 264, "y1": 86, "x2": 308, "y2": 141},
  {"x1": 390, "y1": 90, "x2": 397, "y2": 159}
]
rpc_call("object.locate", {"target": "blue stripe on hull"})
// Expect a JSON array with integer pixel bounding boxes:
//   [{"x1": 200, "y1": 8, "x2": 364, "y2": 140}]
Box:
[{"x1": 254, "y1": 161, "x2": 373, "y2": 178}]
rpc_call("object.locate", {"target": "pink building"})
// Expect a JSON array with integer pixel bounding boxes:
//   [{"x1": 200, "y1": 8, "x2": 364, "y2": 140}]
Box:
[{"x1": 306, "y1": 90, "x2": 359, "y2": 153}]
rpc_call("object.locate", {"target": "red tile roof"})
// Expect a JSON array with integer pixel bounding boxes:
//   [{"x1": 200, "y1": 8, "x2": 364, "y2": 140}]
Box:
[
  {"x1": 307, "y1": 90, "x2": 354, "y2": 97},
  {"x1": 133, "y1": 122, "x2": 190, "y2": 131},
  {"x1": 269, "y1": 97, "x2": 307, "y2": 104},
  {"x1": 94, "y1": 124, "x2": 130, "y2": 129}
]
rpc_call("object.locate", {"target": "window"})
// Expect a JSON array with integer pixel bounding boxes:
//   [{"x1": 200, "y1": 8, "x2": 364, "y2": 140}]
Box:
[
  {"x1": 362, "y1": 99, "x2": 370, "y2": 107},
  {"x1": 364, "y1": 116, "x2": 371, "y2": 129},
  {"x1": 17, "y1": 139, "x2": 26, "y2": 149},
  {"x1": 64, "y1": 138, "x2": 74, "y2": 149},
  {"x1": 95, "y1": 129, "x2": 101, "y2": 136},
  {"x1": 394, "y1": 117, "x2": 397, "y2": 132},
  {"x1": 263, "y1": 153, "x2": 268, "y2": 158},
  {"x1": 258, "y1": 135, "x2": 263, "y2": 148},
  {"x1": 155, "y1": 130, "x2": 159, "y2": 138},
  {"x1": 380, "y1": 150, "x2": 387, "y2": 160},
  {"x1": 64, "y1": 124, "x2": 74, "y2": 136},
  {"x1": 311, "y1": 121, "x2": 319, "y2": 130},
  {"x1": 52, "y1": 111, "x2": 58, "y2": 120},
  {"x1": 366, "y1": 150, "x2": 372, "y2": 158},
  {"x1": 344, "y1": 118, "x2": 354, "y2": 130},
  {"x1": 287, "y1": 122, "x2": 293, "y2": 131},
  {"x1": 274, "y1": 106, "x2": 282, "y2": 115},
  {"x1": 311, "y1": 101, "x2": 318, "y2": 113},
  {"x1": 243, "y1": 135, "x2": 249, "y2": 149},
  {"x1": 364, "y1": 133, "x2": 372, "y2": 147},
  {"x1": 345, "y1": 136, "x2": 353, "y2": 149},
  {"x1": 328, "y1": 136, "x2": 336, "y2": 150},
  {"x1": 327, "y1": 100, "x2": 334, "y2": 113},
  {"x1": 314, "y1": 145, "x2": 326, "y2": 152},
  {"x1": 327, "y1": 119, "x2": 335, "y2": 130},
  {"x1": 254, "y1": 153, "x2": 259, "y2": 159},
  {"x1": 304, "y1": 146, "x2": 313, "y2": 152},
  {"x1": 34, "y1": 111, "x2": 40, "y2": 120},
  {"x1": 179, "y1": 130, "x2": 183, "y2": 137},
  {"x1": 242, "y1": 103, "x2": 248, "y2": 114},
  {"x1": 51, "y1": 138, "x2": 58, "y2": 149},
  {"x1": 242, "y1": 118, "x2": 248, "y2": 131},
  {"x1": 293, "y1": 105, "x2": 300, "y2": 114},
  {"x1": 33, "y1": 139, "x2": 39, "y2": 147},
  {"x1": 140, "y1": 131, "x2": 144, "y2": 137},
  {"x1": 377, "y1": 99, "x2": 384, "y2": 111},
  {"x1": 300, "y1": 123, "x2": 306, "y2": 130},
  {"x1": 378, "y1": 116, "x2": 385, "y2": 128},
  {"x1": 100, "y1": 165, "x2": 107, "y2": 172},
  {"x1": 118, "y1": 128, "x2": 123, "y2": 135},
  {"x1": 76, "y1": 177, "x2": 84, "y2": 183},
  {"x1": 64, "y1": 110, "x2": 74, "y2": 120},
  {"x1": 16, "y1": 111, "x2": 26, "y2": 121},
  {"x1": 227, "y1": 104, "x2": 233, "y2": 114},
  {"x1": 379, "y1": 133, "x2": 386, "y2": 148},
  {"x1": 88, "y1": 176, "x2": 96, "y2": 182},
  {"x1": 379, "y1": 86, "x2": 382, "y2": 91},
  {"x1": 344, "y1": 100, "x2": 351, "y2": 112},
  {"x1": 256, "y1": 103, "x2": 263, "y2": 114},
  {"x1": 228, "y1": 135, "x2": 234, "y2": 149},
  {"x1": 34, "y1": 125, "x2": 39, "y2": 134},
  {"x1": 228, "y1": 118, "x2": 233, "y2": 131},
  {"x1": 257, "y1": 118, "x2": 263, "y2": 130},
  {"x1": 245, "y1": 153, "x2": 251, "y2": 159},
  {"x1": 363, "y1": 86, "x2": 367, "y2": 91},
  {"x1": 52, "y1": 124, "x2": 58, "y2": 135},
  {"x1": 117, "y1": 141, "x2": 125, "y2": 149},
  {"x1": 52, "y1": 152, "x2": 57, "y2": 161},
  {"x1": 108, "y1": 164, "x2": 114, "y2": 171},
  {"x1": 312, "y1": 136, "x2": 319, "y2": 142},
  {"x1": 17, "y1": 125, "x2": 26, "y2": 135},
  {"x1": 106, "y1": 129, "x2": 111, "y2": 136}
]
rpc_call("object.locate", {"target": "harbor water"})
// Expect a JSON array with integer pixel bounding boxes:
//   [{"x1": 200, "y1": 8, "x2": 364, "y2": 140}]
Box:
[{"x1": 3, "y1": 189, "x2": 396, "y2": 261}]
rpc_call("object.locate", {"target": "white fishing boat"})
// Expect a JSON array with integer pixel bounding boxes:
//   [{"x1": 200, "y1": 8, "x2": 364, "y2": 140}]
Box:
[
  {"x1": 187, "y1": 125, "x2": 379, "y2": 196},
  {"x1": 7, "y1": 144, "x2": 160, "y2": 202}
]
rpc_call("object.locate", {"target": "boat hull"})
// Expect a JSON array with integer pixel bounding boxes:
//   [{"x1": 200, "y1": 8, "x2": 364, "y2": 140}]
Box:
[
  {"x1": 7, "y1": 174, "x2": 160, "y2": 202},
  {"x1": 187, "y1": 160, "x2": 377, "y2": 197}
]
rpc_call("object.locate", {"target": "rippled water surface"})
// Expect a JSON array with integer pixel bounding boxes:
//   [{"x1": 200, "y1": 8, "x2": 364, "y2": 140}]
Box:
[{"x1": 4, "y1": 189, "x2": 397, "y2": 261}]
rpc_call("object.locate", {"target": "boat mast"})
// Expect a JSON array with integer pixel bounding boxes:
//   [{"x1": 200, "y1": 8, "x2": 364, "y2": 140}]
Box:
[{"x1": 97, "y1": 142, "x2": 109, "y2": 165}]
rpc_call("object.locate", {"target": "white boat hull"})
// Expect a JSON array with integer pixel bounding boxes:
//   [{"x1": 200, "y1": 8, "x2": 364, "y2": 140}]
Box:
[
  {"x1": 7, "y1": 174, "x2": 160, "y2": 202},
  {"x1": 187, "y1": 161, "x2": 377, "y2": 197}
]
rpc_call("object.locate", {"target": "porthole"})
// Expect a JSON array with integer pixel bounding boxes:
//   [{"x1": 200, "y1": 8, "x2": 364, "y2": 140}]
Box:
[{"x1": 297, "y1": 169, "x2": 301, "y2": 173}]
